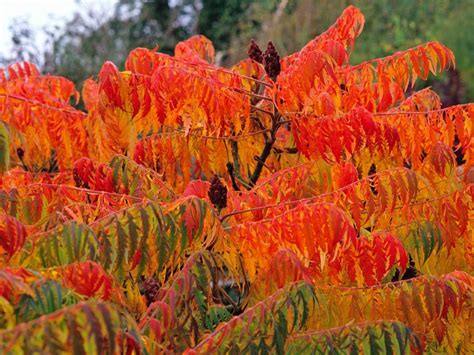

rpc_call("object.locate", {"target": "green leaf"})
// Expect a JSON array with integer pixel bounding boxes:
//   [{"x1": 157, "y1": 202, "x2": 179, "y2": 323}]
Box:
[
  {"x1": 127, "y1": 213, "x2": 138, "y2": 259},
  {"x1": 193, "y1": 288, "x2": 207, "y2": 313},
  {"x1": 273, "y1": 309, "x2": 288, "y2": 355},
  {"x1": 391, "y1": 322, "x2": 407, "y2": 355},
  {"x1": 0, "y1": 121, "x2": 10, "y2": 174},
  {"x1": 115, "y1": 220, "x2": 127, "y2": 280},
  {"x1": 111, "y1": 156, "x2": 121, "y2": 188},
  {"x1": 83, "y1": 305, "x2": 104, "y2": 354},
  {"x1": 99, "y1": 230, "x2": 113, "y2": 271},
  {"x1": 66, "y1": 314, "x2": 86, "y2": 355},
  {"x1": 96, "y1": 303, "x2": 116, "y2": 355},
  {"x1": 140, "y1": 206, "x2": 150, "y2": 237},
  {"x1": 368, "y1": 327, "x2": 382, "y2": 355},
  {"x1": 382, "y1": 324, "x2": 394, "y2": 355},
  {"x1": 17, "y1": 281, "x2": 73, "y2": 323},
  {"x1": 205, "y1": 305, "x2": 231, "y2": 331}
]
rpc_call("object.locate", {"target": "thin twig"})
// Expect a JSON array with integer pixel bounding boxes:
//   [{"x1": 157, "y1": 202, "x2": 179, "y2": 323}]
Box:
[
  {"x1": 231, "y1": 87, "x2": 273, "y2": 101},
  {"x1": 0, "y1": 93, "x2": 86, "y2": 116},
  {"x1": 251, "y1": 105, "x2": 274, "y2": 116}
]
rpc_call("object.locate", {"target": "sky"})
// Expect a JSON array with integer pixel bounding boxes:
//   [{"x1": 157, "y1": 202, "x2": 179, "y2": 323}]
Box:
[{"x1": 0, "y1": 0, "x2": 118, "y2": 56}]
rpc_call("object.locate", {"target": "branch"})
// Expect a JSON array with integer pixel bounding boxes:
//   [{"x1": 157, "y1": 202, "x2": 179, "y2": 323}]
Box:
[
  {"x1": 249, "y1": 113, "x2": 279, "y2": 186},
  {"x1": 226, "y1": 163, "x2": 240, "y2": 191},
  {"x1": 229, "y1": 137, "x2": 253, "y2": 190},
  {"x1": 273, "y1": 147, "x2": 298, "y2": 154}
]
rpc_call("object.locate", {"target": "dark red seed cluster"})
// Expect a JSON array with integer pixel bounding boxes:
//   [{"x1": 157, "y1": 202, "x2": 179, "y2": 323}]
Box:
[
  {"x1": 73, "y1": 168, "x2": 89, "y2": 189},
  {"x1": 139, "y1": 276, "x2": 160, "y2": 306},
  {"x1": 16, "y1": 147, "x2": 24, "y2": 160},
  {"x1": 247, "y1": 39, "x2": 263, "y2": 63},
  {"x1": 208, "y1": 175, "x2": 227, "y2": 210},
  {"x1": 263, "y1": 41, "x2": 281, "y2": 81}
]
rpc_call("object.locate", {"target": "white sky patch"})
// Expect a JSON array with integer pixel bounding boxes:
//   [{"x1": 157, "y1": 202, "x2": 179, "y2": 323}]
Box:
[{"x1": 0, "y1": 0, "x2": 118, "y2": 56}]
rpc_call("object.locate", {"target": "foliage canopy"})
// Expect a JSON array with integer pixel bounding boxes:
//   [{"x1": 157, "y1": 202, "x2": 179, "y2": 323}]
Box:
[{"x1": 0, "y1": 5, "x2": 472, "y2": 354}]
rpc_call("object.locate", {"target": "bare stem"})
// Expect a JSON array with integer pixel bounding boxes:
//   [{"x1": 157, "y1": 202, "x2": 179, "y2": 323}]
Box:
[{"x1": 249, "y1": 111, "x2": 280, "y2": 186}]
